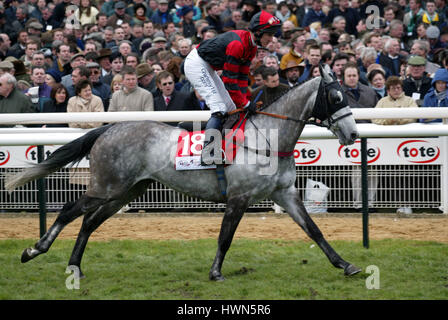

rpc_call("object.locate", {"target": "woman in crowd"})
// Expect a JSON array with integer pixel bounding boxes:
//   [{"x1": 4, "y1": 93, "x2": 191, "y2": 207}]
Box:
[
  {"x1": 42, "y1": 83, "x2": 69, "y2": 128},
  {"x1": 421, "y1": 68, "x2": 448, "y2": 123},
  {"x1": 368, "y1": 69, "x2": 387, "y2": 99}
]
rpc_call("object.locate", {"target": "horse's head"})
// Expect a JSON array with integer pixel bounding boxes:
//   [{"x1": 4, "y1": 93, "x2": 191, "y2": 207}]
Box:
[{"x1": 312, "y1": 64, "x2": 359, "y2": 146}]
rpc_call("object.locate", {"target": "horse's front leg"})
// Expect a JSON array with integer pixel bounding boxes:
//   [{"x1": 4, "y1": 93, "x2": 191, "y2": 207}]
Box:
[
  {"x1": 270, "y1": 186, "x2": 361, "y2": 276},
  {"x1": 210, "y1": 196, "x2": 249, "y2": 281}
]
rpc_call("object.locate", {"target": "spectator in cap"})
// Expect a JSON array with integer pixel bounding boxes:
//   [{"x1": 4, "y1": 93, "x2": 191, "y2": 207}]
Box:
[
  {"x1": 136, "y1": 63, "x2": 157, "y2": 94},
  {"x1": 107, "y1": 1, "x2": 132, "y2": 27},
  {"x1": 151, "y1": 0, "x2": 173, "y2": 25},
  {"x1": 173, "y1": 0, "x2": 202, "y2": 24},
  {"x1": 87, "y1": 62, "x2": 111, "y2": 111},
  {"x1": 421, "y1": 68, "x2": 448, "y2": 123},
  {"x1": 27, "y1": 21, "x2": 44, "y2": 36},
  {"x1": 132, "y1": 3, "x2": 150, "y2": 26},
  {"x1": 153, "y1": 36, "x2": 168, "y2": 50},
  {"x1": 46, "y1": 69, "x2": 62, "y2": 87},
  {"x1": 402, "y1": 55, "x2": 433, "y2": 106},
  {"x1": 0, "y1": 61, "x2": 14, "y2": 75},
  {"x1": 426, "y1": 25, "x2": 443, "y2": 61},
  {"x1": 11, "y1": 59, "x2": 32, "y2": 84},
  {"x1": 60, "y1": 52, "x2": 87, "y2": 88}
]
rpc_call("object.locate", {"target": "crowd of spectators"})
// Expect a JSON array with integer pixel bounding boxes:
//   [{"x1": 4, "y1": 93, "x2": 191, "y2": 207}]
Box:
[{"x1": 1, "y1": 0, "x2": 448, "y2": 127}]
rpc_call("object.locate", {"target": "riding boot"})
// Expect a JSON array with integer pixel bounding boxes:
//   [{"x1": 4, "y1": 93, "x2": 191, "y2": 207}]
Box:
[{"x1": 201, "y1": 112, "x2": 224, "y2": 166}]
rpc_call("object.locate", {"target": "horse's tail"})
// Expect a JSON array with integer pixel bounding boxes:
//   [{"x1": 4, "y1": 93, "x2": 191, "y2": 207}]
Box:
[{"x1": 5, "y1": 124, "x2": 113, "y2": 192}]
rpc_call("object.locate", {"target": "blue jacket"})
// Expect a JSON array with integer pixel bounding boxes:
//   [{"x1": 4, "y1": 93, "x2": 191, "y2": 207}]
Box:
[
  {"x1": 420, "y1": 68, "x2": 448, "y2": 123},
  {"x1": 301, "y1": 9, "x2": 326, "y2": 27},
  {"x1": 151, "y1": 10, "x2": 173, "y2": 25}
]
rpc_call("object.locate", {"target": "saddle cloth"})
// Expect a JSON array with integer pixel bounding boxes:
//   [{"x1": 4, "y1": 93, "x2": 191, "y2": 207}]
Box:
[{"x1": 175, "y1": 113, "x2": 247, "y2": 170}]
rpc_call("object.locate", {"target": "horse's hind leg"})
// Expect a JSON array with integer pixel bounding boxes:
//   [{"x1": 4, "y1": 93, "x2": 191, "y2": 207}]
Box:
[
  {"x1": 270, "y1": 186, "x2": 361, "y2": 276},
  {"x1": 67, "y1": 180, "x2": 152, "y2": 278},
  {"x1": 210, "y1": 195, "x2": 249, "y2": 281},
  {"x1": 21, "y1": 195, "x2": 106, "y2": 263}
]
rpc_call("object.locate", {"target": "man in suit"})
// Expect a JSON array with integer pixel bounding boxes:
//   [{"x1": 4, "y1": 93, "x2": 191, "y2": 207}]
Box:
[
  {"x1": 154, "y1": 70, "x2": 201, "y2": 125},
  {"x1": 378, "y1": 38, "x2": 403, "y2": 76}
]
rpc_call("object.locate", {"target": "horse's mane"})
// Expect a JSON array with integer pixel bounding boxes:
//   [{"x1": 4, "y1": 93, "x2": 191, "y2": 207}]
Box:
[{"x1": 259, "y1": 76, "x2": 320, "y2": 111}]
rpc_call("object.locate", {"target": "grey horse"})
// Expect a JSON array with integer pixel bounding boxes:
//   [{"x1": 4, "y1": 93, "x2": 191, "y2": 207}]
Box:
[{"x1": 6, "y1": 66, "x2": 361, "y2": 280}]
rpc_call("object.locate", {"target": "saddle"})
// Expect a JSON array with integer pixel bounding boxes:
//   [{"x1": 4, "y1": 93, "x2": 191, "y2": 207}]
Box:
[{"x1": 174, "y1": 111, "x2": 247, "y2": 171}]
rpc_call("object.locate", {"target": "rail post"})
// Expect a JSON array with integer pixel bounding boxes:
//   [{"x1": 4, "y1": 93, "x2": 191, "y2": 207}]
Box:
[
  {"x1": 361, "y1": 138, "x2": 369, "y2": 249},
  {"x1": 37, "y1": 145, "x2": 46, "y2": 237}
]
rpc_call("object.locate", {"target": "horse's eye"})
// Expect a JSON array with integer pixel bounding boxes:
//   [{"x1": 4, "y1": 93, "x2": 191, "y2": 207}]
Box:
[{"x1": 329, "y1": 90, "x2": 343, "y2": 104}]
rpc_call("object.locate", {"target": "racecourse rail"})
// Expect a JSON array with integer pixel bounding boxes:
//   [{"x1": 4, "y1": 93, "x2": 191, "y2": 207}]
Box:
[{"x1": 1, "y1": 108, "x2": 448, "y2": 216}]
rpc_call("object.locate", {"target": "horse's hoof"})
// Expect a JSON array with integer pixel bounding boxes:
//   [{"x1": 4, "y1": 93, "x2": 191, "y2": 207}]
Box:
[
  {"x1": 344, "y1": 264, "x2": 362, "y2": 276},
  {"x1": 209, "y1": 272, "x2": 226, "y2": 281},
  {"x1": 21, "y1": 247, "x2": 39, "y2": 263}
]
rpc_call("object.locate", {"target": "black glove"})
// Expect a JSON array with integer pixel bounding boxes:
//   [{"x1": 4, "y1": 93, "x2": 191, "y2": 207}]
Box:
[{"x1": 244, "y1": 101, "x2": 257, "y2": 114}]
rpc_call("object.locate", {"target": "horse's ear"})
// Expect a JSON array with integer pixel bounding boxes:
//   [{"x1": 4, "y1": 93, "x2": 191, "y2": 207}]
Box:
[{"x1": 320, "y1": 63, "x2": 333, "y2": 83}]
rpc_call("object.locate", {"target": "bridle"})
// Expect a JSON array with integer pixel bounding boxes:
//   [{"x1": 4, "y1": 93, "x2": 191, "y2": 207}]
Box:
[{"x1": 225, "y1": 78, "x2": 353, "y2": 158}]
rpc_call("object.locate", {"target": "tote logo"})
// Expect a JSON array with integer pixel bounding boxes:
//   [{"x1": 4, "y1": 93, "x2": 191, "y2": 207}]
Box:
[
  {"x1": 338, "y1": 140, "x2": 381, "y2": 164},
  {"x1": 294, "y1": 141, "x2": 322, "y2": 165},
  {"x1": 0, "y1": 148, "x2": 11, "y2": 166},
  {"x1": 397, "y1": 140, "x2": 440, "y2": 163},
  {"x1": 25, "y1": 146, "x2": 37, "y2": 161}
]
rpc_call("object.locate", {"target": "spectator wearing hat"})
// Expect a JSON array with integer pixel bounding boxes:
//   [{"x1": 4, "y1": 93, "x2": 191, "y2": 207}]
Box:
[
  {"x1": 153, "y1": 36, "x2": 168, "y2": 50},
  {"x1": 426, "y1": 25, "x2": 443, "y2": 61},
  {"x1": 97, "y1": 48, "x2": 112, "y2": 78},
  {"x1": 61, "y1": 52, "x2": 86, "y2": 89},
  {"x1": 240, "y1": 0, "x2": 261, "y2": 23},
  {"x1": 151, "y1": 0, "x2": 174, "y2": 25},
  {"x1": 108, "y1": 65, "x2": 154, "y2": 112},
  {"x1": 420, "y1": 68, "x2": 448, "y2": 123},
  {"x1": 178, "y1": 6, "x2": 196, "y2": 38},
  {"x1": 46, "y1": 69, "x2": 62, "y2": 88},
  {"x1": 87, "y1": 62, "x2": 111, "y2": 111},
  {"x1": 0, "y1": 73, "x2": 37, "y2": 122},
  {"x1": 0, "y1": 61, "x2": 14, "y2": 77},
  {"x1": 402, "y1": 55, "x2": 432, "y2": 105},
  {"x1": 132, "y1": 3, "x2": 150, "y2": 26},
  {"x1": 173, "y1": 0, "x2": 201, "y2": 24},
  {"x1": 11, "y1": 59, "x2": 32, "y2": 84},
  {"x1": 136, "y1": 63, "x2": 157, "y2": 95},
  {"x1": 107, "y1": 1, "x2": 132, "y2": 27},
  {"x1": 280, "y1": 60, "x2": 304, "y2": 87},
  {"x1": 27, "y1": 21, "x2": 44, "y2": 36},
  {"x1": 372, "y1": 76, "x2": 418, "y2": 125}
]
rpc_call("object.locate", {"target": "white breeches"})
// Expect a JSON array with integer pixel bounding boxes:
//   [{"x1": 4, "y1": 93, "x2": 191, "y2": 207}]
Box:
[{"x1": 184, "y1": 48, "x2": 236, "y2": 114}]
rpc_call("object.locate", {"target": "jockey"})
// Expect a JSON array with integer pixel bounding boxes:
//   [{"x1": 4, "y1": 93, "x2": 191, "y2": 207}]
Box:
[{"x1": 184, "y1": 10, "x2": 281, "y2": 165}]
